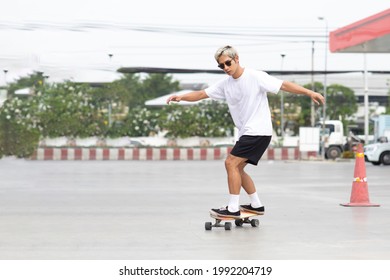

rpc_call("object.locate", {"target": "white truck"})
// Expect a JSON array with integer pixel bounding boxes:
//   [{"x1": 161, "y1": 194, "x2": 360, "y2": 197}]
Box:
[
  {"x1": 318, "y1": 115, "x2": 390, "y2": 161},
  {"x1": 317, "y1": 120, "x2": 362, "y2": 160}
]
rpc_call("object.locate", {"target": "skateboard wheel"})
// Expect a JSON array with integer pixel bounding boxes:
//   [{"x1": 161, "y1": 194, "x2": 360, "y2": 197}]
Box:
[
  {"x1": 205, "y1": 222, "x2": 212, "y2": 230},
  {"x1": 224, "y1": 222, "x2": 232, "y2": 230},
  {"x1": 251, "y1": 219, "x2": 259, "y2": 227},
  {"x1": 235, "y1": 219, "x2": 244, "y2": 227}
]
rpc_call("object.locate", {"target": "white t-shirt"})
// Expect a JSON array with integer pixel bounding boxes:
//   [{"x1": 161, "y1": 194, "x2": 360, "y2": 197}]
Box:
[{"x1": 205, "y1": 68, "x2": 283, "y2": 138}]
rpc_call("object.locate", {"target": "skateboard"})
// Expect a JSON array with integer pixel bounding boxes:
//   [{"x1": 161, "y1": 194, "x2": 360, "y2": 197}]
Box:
[{"x1": 205, "y1": 211, "x2": 260, "y2": 231}]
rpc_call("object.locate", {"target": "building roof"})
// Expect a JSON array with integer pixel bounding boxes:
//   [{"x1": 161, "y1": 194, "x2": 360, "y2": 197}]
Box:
[{"x1": 330, "y1": 8, "x2": 390, "y2": 53}]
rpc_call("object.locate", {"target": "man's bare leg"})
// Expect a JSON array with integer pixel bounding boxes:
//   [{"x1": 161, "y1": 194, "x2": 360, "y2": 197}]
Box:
[
  {"x1": 239, "y1": 161, "x2": 256, "y2": 195},
  {"x1": 225, "y1": 154, "x2": 247, "y2": 195},
  {"x1": 224, "y1": 154, "x2": 247, "y2": 212},
  {"x1": 239, "y1": 162, "x2": 263, "y2": 209}
]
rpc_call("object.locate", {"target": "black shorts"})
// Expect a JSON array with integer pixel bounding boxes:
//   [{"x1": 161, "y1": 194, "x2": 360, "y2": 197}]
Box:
[{"x1": 230, "y1": 135, "x2": 272, "y2": 166}]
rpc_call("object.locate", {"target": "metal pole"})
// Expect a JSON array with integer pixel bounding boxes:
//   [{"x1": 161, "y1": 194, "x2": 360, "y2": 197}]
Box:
[
  {"x1": 3, "y1": 69, "x2": 8, "y2": 87},
  {"x1": 364, "y1": 52, "x2": 369, "y2": 144},
  {"x1": 280, "y1": 53, "x2": 286, "y2": 138},
  {"x1": 318, "y1": 17, "x2": 328, "y2": 159},
  {"x1": 108, "y1": 54, "x2": 114, "y2": 127},
  {"x1": 310, "y1": 41, "x2": 315, "y2": 127}
]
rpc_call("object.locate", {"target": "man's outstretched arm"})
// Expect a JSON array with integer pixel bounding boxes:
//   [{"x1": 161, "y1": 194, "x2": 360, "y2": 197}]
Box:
[
  {"x1": 166, "y1": 90, "x2": 209, "y2": 104},
  {"x1": 281, "y1": 81, "x2": 325, "y2": 105}
]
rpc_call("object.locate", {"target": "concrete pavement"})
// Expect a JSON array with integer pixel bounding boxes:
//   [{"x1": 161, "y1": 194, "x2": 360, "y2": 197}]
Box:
[{"x1": 0, "y1": 157, "x2": 389, "y2": 259}]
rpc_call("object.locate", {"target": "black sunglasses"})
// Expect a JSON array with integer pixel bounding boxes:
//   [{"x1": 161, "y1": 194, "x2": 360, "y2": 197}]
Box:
[{"x1": 217, "y1": 59, "x2": 233, "y2": 69}]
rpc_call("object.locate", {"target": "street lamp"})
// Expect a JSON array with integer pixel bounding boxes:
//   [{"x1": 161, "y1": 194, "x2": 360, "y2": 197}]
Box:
[
  {"x1": 3, "y1": 69, "x2": 8, "y2": 86},
  {"x1": 310, "y1": 41, "x2": 315, "y2": 127},
  {"x1": 318, "y1": 16, "x2": 328, "y2": 159},
  {"x1": 280, "y1": 53, "x2": 286, "y2": 138},
  {"x1": 107, "y1": 54, "x2": 114, "y2": 127}
]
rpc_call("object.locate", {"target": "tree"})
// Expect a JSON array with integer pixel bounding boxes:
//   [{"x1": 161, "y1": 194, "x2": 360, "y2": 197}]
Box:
[
  {"x1": 387, "y1": 89, "x2": 390, "y2": 114},
  {"x1": 162, "y1": 101, "x2": 234, "y2": 138},
  {"x1": 298, "y1": 81, "x2": 324, "y2": 127},
  {"x1": 0, "y1": 96, "x2": 40, "y2": 158},
  {"x1": 37, "y1": 82, "x2": 106, "y2": 137},
  {"x1": 140, "y1": 73, "x2": 180, "y2": 102},
  {"x1": 325, "y1": 84, "x2": 357, "y2": 121},
  {"x1": 107, "y1": 107, "x2": 163, "y2": 137},
  {"x1": 90, "y1": 73, "x2": 142, "y2": 115},
  {"x1": 6, "y1": 71, "x2": 46, "y2": 97},
  {"x1": 91, "y1": 73, "x2": 179, "y2": 110},
  {"x1": 91, "y1": 73, "x2": 180, "y2": 136}
]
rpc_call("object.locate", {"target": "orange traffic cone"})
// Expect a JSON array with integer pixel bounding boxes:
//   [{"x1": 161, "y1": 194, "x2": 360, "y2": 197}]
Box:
[{"x1": 340, "y1": 143, "x2": 380, "y2": 207}]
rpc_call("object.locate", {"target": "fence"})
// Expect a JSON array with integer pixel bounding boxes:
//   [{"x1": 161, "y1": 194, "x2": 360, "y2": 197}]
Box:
[{"x1": 31, "y1": 147, "x2": 318, "y2": 161}]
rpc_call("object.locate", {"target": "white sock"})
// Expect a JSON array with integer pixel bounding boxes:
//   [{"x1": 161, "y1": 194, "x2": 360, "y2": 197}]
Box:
[
  {"x1": 228, "y1": 194, "x2": 240, "y2": 212},
  {"x1": 249, "y1": 193, "x2": 262, "y2": 208}
]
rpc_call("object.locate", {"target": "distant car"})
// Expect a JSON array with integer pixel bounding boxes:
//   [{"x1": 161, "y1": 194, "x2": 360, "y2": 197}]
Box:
[
  {"x1": 129, "y1": 139, "x2": 146, "y2": 147},
  {"x1": 213, "y1": 141, "x2": 235, "y2": 147},
  {"x1": 364, "y1": 140, "x2": 390, "y2": 165}
]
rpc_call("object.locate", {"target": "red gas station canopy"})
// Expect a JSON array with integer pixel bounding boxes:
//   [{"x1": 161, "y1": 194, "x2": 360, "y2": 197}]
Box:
[{"x1": 330, "y1": 8, "x2": 390, "y2": 53}]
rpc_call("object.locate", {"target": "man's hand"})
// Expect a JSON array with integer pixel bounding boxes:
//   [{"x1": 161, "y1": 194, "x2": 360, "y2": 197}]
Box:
[
  {"x1": 166, "y1": 95, "x2": 181, "y2": 104},
  {"x1": 310, "y1": 91, "x2": 325, "y2": 105}
]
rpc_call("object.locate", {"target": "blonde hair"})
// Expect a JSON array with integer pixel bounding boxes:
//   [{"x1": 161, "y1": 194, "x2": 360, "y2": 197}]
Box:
[{"x1": 214, "y1": 45, "x2": 238, "y2": 61}]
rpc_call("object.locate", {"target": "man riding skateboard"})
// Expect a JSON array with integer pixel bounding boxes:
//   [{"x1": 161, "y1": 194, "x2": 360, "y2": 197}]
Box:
[{"x1": 167, "y1": 45, "x2": 325, "y2": 218}]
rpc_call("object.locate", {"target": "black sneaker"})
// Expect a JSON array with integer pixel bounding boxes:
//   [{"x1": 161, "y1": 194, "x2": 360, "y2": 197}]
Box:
[
  {"x1": 210, "y1": 206, "x2": 240, "y2": 218},
  {"x1": 240, "y1": 204, "x2": 265, "y2": 215}
]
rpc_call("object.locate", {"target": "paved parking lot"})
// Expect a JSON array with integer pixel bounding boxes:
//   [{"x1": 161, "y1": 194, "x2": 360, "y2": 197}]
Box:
[{"x1": 0, "y1": 157, "x2": 389, "y2": 259}]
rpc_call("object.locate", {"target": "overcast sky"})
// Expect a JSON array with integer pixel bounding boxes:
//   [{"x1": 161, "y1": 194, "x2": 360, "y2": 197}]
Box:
[{"x1": 1, "y1": 0, "x2": 389, "y2": 86}]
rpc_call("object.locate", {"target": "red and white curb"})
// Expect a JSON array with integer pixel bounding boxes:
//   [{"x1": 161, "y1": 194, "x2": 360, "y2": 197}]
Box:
[{"x1": 31, "y1": 147, "x2": 318, "y2": 161}]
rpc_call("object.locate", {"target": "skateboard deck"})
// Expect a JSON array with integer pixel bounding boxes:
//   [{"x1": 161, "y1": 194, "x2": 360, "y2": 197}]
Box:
[{"x1": 205, "y1": 210, "x2": 261, "y2": 230}]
